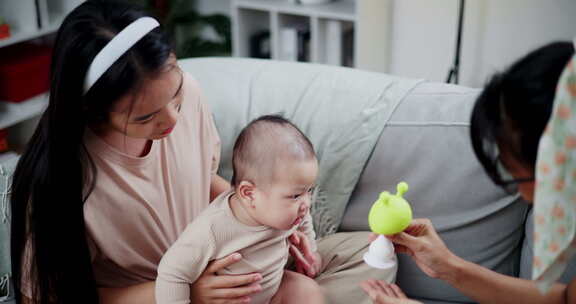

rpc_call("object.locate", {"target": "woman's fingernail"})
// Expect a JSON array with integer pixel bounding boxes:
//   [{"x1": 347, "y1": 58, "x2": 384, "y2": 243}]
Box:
[{"x1": 253, "y1": 274, "x2": 262, "y2": 281}]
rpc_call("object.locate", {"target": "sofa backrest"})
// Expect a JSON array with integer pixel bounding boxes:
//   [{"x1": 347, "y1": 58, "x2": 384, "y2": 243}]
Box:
[{"x1": 179, "y1": 57, "x2": 423, "y2": 237}]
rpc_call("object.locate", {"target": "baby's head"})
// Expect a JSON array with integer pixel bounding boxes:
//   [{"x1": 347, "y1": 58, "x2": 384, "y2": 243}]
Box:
[{"x1": 231, "y1": 115, "x2": 318, "y2": 230}]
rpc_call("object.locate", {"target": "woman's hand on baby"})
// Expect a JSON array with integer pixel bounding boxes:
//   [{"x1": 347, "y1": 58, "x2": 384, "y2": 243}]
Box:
[
  {"x1": 190, "y1": 253, "x2": 263, "y2": 304},
  {"x1": 383, "y1": 218, "x2": 461, "y2": 280},
  {"x1": 289, "y1": 231, "x2": 322, "y2": 278},
  {"x1": 360, "y1": 280, "x2": 422, "y2": 304}
]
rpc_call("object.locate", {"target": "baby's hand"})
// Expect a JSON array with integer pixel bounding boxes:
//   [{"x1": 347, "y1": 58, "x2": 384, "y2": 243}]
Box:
[
  {"x1": 289, "y1": 231, "x2": 322, "y2": 278},
  {"x1": 361, "y1": 280, "x2": 422, "y2": 304},
  {"x1": 310, "y1": 251, "x2": 322, "y2": 276}
]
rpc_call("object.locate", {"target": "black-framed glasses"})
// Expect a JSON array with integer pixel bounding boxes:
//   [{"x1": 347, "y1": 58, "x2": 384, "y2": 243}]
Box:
[
  {"x1": 492, "y1": 156, "x2": 535, "y2": 194},
  {"x1": 476, "y1": 135, "x2": 535, "y2": 194}
]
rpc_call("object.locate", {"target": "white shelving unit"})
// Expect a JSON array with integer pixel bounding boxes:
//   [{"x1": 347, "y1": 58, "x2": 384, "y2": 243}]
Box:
[
  {"x1": 0, "y1": 94, "x2": 48, "y2": 130},
  {"x1": 0, "y1": 0, "x2": 83, "y2": 48},
  {"x1": 0, "y1": 0, "x2": 39, "y2": 48},
  {"x1": 232, "y1": 0, "x2": 392, "y2": 73},
  {"x1": 0, "y1": 0, "x2": 83, "y2": 152},
  {"x1": 0, "y1": 24, "x2": 60, "y2": 49}
]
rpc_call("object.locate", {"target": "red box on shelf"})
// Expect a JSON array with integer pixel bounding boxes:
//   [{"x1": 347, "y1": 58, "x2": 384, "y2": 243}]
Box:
[
  {"x1": 0, "y1": 23, "x2": 10, "y2": 39},
  {"x1": 0, "y1": 129, "x2": 8, "y2": 153},
  {"x1": 0, "y1": 43, "x2": 52, "y2": 103}
]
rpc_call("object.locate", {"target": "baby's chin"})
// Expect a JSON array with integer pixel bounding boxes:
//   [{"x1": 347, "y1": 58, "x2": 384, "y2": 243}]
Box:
[{"x1": 265, "y1": 221, "x2": 298, "y2": 231}]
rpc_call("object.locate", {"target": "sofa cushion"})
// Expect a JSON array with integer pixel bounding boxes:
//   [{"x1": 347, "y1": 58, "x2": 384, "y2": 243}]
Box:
[{"x1": 341, "y1": 82, "x2": 531, "y2": 303}]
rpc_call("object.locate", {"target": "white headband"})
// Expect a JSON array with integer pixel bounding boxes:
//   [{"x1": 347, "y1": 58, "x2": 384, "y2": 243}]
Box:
[{"x1": 83, "y1": 17, "x2": 160, "y2": 94}]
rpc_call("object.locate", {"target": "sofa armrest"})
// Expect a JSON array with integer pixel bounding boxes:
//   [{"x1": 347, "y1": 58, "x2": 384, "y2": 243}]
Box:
[{"x1": 0, "y1": 154, "x2": 19, "y2": 303}]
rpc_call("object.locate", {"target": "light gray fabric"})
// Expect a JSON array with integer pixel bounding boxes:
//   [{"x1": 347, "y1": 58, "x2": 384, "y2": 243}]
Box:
[
  {"x1": 0, "y1": 155, "x2": 18, "y2": 303},
  {"x1": 341, "y1": 82, "x2": 531, "y2": 303},
  {"x1": 519, "y1": 209, "x2": 576, "y2": 284},
  {"x1": 179, "y1": 57, "x2": 422, "y2": 237},
  {"x1": 177, "y1": 58, "x2": 576, "y2": 302}
]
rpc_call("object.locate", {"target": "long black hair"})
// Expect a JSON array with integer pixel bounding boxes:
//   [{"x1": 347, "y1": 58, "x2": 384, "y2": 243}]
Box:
[
  {"x1": 470, "y1": 41, "x2": 574, "y2": 186},
  {"x1": 10, "y1": 1, "x2": 172, "y2": 303}
]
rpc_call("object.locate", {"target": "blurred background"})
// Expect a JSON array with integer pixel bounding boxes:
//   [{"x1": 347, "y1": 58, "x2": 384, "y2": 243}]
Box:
[{"x1": 0, "y1": 0, "x2": 575, "y2": 172}]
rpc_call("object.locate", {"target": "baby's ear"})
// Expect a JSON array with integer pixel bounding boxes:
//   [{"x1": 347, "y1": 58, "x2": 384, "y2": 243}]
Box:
[{"x1": 237, "y1": 181, "x2": 256, "y2": 205}]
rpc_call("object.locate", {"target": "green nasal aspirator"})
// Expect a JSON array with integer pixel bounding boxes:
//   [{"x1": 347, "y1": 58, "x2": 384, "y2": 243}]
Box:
[{"x1": 363, "y1": 182, "x2": 413, "y2": 269}]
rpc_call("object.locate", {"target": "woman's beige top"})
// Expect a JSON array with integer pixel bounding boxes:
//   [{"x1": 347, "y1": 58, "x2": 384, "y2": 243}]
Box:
[{"x1": 21, "y1": 72, "x2": 221, "y2": 296}]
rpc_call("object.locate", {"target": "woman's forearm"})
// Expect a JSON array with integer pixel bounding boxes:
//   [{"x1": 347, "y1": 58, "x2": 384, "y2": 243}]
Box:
[
  {"x1": 445, "y1": 257, "x2": 568, "y2": 304},
  {"x1": 98, "y1": 281, "x2": 155, "y2": 304}
]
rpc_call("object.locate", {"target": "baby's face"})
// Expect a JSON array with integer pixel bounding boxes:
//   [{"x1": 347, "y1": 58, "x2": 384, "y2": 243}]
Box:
[{"x1": 252, "y1": 158, "x2": 318, "y2": 230}]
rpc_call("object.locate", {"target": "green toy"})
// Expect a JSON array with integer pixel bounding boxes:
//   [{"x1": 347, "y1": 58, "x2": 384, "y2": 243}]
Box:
[
  {"x1": 363, "y1": 182, "x2": 413, "y2": 269},
  {"x1": 368, "y1": 182, "x2": 413, "y2": 235}
]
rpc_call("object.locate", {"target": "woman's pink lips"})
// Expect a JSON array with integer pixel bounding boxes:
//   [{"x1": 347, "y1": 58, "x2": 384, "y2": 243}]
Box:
[{"x1": 161, "y1": 126, "x2": 174, "y2": 135}]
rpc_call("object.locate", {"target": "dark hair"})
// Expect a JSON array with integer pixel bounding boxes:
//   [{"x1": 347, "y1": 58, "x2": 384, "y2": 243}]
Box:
[
  {"x1": 470, "y1": 41, "x2": 574, "y2": 187},
  {"x1": 10, "y1": 1, "x2": 172, "y2": 303},
  {"x1": 231, "y1": 115, "x2": 315, "y2": 186}
]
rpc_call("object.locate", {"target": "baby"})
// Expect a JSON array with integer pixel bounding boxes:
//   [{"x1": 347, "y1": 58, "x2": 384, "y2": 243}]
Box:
[{"x1": 156, "y1": 115, "x2": 323, "y2": 304}]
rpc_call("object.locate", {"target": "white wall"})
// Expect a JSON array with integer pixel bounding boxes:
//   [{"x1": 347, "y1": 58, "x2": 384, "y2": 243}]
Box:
[
  {"x1": 389, "y1": 0, "x2": 576, "y2": 87},
  {"x1": 199, "y1": 0, "x2": 576, "y2": 88}
]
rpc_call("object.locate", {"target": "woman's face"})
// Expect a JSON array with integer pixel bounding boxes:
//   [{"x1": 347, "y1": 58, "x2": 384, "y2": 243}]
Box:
[
  {"x1": 107, "y1": 56, "x2": 185, "y2": 140},
  {"x1": 499, "y1": 145, "x2": 535, "y2": 202}
]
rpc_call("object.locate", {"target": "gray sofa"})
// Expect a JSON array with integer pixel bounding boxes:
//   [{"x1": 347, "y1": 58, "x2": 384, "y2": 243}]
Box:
[
  {"x1": 1, "y1": 58, "x2": 574, "y2": 303},
  {"x1": 181, "y1": 58, "x2": 576, "y2": 304}
]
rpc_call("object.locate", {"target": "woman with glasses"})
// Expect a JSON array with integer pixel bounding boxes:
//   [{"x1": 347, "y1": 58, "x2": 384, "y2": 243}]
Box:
[{"x1": 361, "y1": 41, "x2": 576, "y2": 304}]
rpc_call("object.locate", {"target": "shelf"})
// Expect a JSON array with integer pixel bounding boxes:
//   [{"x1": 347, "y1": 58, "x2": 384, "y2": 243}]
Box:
[
  {"x1": 0, "y1": 151, "x2": 19, "y2": 165},
  {"x1": 0, "y1": 0, "x2": 84, "y2": 48},
  {"x1": 314, "y1": 18, "x2": 354, "y2": 66},
  {"x1": 233, "y1": 8, "x2": 271, "y2": 58},
  {"x1": 0, "y1": 94, "x2": 48, "y2": 129},
  {"x1": 276, "y1": 14, "x2": 311, "y2": 61},
  {"x1": 233, "y1": 0, "x2": 391, "y2": 72},
  {"x1": 0, "y1": 24, "x2": 59, "y2": 48},
  {"x1": 235, "y1": 0, "x2": 356, "y2": 21}
]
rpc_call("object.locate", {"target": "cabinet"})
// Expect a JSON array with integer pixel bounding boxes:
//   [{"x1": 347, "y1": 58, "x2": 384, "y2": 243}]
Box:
[
  {"x1": 0, "y1": 0, "x2": 84, "y2": 155},
  {"x1": 232, "y1": 0, "x2": 392, "y2": 72}
]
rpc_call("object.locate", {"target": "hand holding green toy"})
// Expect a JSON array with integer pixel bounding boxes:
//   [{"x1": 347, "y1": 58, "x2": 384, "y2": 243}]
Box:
[
  {"x1": 368, "y1": 182, "x2": 413, "y2": 235},
  {"x1": 363, "y1": 182, "x2": 413, "y2": 269}
]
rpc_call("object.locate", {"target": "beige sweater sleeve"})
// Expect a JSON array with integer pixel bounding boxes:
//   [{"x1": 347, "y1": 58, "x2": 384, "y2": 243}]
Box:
[
  {"x1": 156, "y1": 223, "x2": 216, "y2": 304},
  {"x1": 298, "y1": 212, "x2": 318, "y2": 252}
]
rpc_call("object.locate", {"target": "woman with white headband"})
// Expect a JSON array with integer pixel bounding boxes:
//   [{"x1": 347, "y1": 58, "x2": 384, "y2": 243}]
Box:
[
  {"x1": 9, "y1": 1, "x2": 388, "y2": 303},
  {"x1": 361, "y1": 42, "x2": 576, "y2": 304}
]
